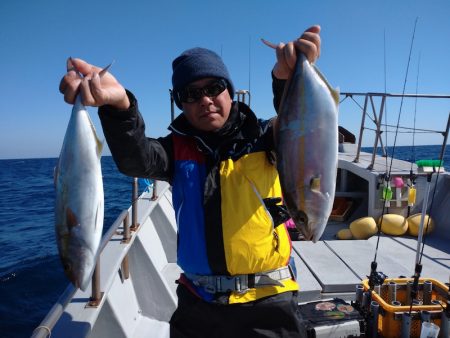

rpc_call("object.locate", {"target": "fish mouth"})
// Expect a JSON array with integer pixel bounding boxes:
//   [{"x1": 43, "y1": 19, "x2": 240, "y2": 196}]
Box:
[
  {"x1": 62, "y1": 260, "x2": 80, "y2": 287},
  {"x1": 292, "y1": 211, "x2": 326, "y2": 242},
  {"x1": 293, "y1": 210, "x2": 313, "y2": 240}
]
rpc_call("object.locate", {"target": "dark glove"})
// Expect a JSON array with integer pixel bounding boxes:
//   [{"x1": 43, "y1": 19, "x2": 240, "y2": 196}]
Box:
[{"x1": 263, "y1": 197, "x2": 291, "y2": 227}]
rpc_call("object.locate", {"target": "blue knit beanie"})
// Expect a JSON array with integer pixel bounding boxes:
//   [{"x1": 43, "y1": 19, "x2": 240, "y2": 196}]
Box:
[{"x1": 172, "y1": 47, "x2": 235, "y2": 109}]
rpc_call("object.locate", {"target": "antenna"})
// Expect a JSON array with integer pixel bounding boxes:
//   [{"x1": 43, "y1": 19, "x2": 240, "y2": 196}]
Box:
[{"x1": 248, "y1": 35, "x2": 251, "y2": 95}]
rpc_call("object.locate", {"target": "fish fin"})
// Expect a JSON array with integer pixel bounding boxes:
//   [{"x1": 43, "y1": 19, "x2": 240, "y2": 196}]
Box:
[
  {"x1": 67, "y1": 57, "x2": 74, "y2": 70},
  {"x1": 310, "y1": 177, "x2": 321, "y2": 192},
  {"x1": 312, "y1": 64, "x2": 340, "y2": 107},
  {"x1": 99, "y1": 61, "x2": 114, "y2": 78},
  {"x1": 66, "y1": 208, "x2": 79, "y2": 229},
  {"x1": 260, "y1": 38, "x2": 278, "y2": 49},
  {"x1": 94, "y1": 200, "x2": 103, "y2": 230},
  {"x1": 84, "y1": 111, "x2": 103, "y2": 158},
  {"x1": 66, "y1": 208, "x2": 80, "y2": 229},
  {"x1": 95, "y1": 138, "x2": 104, "y2": 159},
  {"x1": 332, "y1": 86, "x2": 341, "y2": 106}
]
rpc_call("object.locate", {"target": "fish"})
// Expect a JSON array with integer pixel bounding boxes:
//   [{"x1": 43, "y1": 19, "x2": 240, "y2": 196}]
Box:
[
  {"x1": 54, "y1": 94, "x2": 104, "y2": 291},
  {"x1": 276, "y1": 53, "x2": 339, "y2": 242}
]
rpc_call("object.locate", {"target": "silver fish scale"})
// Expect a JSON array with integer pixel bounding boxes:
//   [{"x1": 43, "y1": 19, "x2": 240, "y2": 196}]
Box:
[
  {"x1": 54, "y1": 96, "x2": 104, "y2": 290},
  {"x1": 276, "y1": 54, "x2": 339, "y2": 242}
]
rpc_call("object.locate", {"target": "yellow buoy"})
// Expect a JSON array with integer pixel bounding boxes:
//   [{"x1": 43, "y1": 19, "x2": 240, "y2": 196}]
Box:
[
  {"x1": 378, "y1": 214, "x2": 408, "y2": 236},
  {"x1": 407, "y1": 213, "x2": 434, "y2": 236},
  {"x1": 336, "y1": 228, "x2": 354, "y2": 240},
  {"x1": 349, "y1": 217, "x2": 378, "y2": 239}
]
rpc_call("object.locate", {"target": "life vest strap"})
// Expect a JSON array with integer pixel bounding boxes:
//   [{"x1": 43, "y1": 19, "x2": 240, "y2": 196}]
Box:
[{"x1": 184, "y1": 266, "x2": 293, "y2": 294}]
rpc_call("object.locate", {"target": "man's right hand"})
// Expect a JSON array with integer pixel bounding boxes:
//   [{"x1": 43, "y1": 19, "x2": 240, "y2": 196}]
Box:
[{"x1": 59, "y1": 57, "x2": 130, "y2": 110}]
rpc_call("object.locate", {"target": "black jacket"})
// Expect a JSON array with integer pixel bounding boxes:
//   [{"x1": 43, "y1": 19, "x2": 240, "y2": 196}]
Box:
[{"x1": 98, "y1": 73, "x2": 286, "y2": 181}]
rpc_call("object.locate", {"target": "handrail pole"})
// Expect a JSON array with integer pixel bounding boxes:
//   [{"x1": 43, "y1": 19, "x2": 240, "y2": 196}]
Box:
[
  {"x1": 377, "y1": 95, "x2": 387, "y2": 158},
  {"x1": 88, "y1": 260, "x2": 102, "y2": 307},
  {"x1": 368, "y1": 95, "x2": 386, "y2": 170},
  {"x1": 438, "y1": 112, "x2": 450, "y2": 160},
  {"x1": 354, "y1": 94, "x2": 369, "y2": 163},
  {"x1": 122, "y1": 210, "x2": 130, "y2": 243},
  {"x1": 340, "y1": 91, "x2": 450, "y2": 99},
  {"x1": 372, "y1": 95, "x2": 387, "y2": 156},
  {"x1": 32, "y1": 210, "x2": 130, "y2": 336},
  {"x1": 121, "y1": 213, "x2": 130, "y2": 280},
  {"x1": 131, "y1": 178, "x2": 140, "y2": 231},
  {"x1": 151, "y1": 180, "x2": 158, "y2": 201}
]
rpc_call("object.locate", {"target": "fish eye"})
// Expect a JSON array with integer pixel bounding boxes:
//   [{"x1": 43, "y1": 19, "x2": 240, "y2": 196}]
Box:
[
  {"x1": 64, "y1": 263, "x2": 72, "y2": 272},
  {"x1": 297, "y1": 211, "x2": 308, "y2": 225}
]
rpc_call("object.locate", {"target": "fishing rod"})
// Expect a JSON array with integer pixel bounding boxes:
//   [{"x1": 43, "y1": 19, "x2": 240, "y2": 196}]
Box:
[
  {"x1": 406, "y1": 53, "x2": 421, "y2": 218},
  {"x1": 407, "y1": 113, "x2": 449, "y2": 322},
  {"x1": 361, "y1": 30, "x2": 392, "y2": 338},
  {"x1": 367, "y1": 18, "x2": 419, "y2": 296}
]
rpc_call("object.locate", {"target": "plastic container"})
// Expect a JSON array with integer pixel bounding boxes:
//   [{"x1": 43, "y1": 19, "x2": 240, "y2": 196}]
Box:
[{"x1": 362, "y1": 278, "x2": 448, "y2": 338}]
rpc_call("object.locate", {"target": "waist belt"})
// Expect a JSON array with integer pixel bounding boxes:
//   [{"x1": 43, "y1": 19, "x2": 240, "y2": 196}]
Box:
[{"x1": 184, "y1": 266, "x2": 293, "y2": 294}]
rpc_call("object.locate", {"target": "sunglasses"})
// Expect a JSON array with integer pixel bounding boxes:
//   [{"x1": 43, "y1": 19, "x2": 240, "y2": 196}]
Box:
[{"x1": 178, "y1": 79, "x2": 227, "y2": 104}]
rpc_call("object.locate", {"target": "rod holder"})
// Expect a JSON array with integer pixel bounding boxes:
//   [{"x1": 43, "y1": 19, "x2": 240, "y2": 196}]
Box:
[
  {"x1": 388, "y1": 281, "x2": 397, "y2": 304},
  {"x1": 440, "y1": 311, "x2": 449, "y2": 338},
  {"x1": 401, "y1": 312, "x2": 412, "y2": 338},
  {"x1": 355, "y1": 284, "x2": 364, "y2": 307},
  {"x1": 420, "y1": 310, "x2": 431, "y2": 323},
  {"x1": 423, "y1": 280, "x2": 432, "y2": 305},
  {"x1": 374, "y1": 284, "x2": 381, "y2": 295},
  {"x1": 370, "y1": 301, "x2": 380, "y2": 338},
  {"x1": 363, "y1": 291, "x2": 371, "y2": 310},
  {"x1": 406, "y1": 280, "x2": 413, "y2": 305}
]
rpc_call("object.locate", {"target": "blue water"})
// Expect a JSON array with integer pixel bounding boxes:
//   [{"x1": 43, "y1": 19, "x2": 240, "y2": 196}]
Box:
[
  {"x1": 0, "y1": 146, "x2": 449, "y2": 337},
  {"x1": 0, "y1": 157, "x2": 142, "y2": 338}
]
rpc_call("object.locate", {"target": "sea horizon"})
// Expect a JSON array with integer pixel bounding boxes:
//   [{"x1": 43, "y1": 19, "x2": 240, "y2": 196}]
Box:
[{"x1": 1, "y1": 143, "x2": 448, "y2": 161}]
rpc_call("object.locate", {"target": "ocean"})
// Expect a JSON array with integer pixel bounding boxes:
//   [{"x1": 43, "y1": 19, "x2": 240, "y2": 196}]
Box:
[{"x1": 1, "y1": 145, "x2": 449, "y2": 338}]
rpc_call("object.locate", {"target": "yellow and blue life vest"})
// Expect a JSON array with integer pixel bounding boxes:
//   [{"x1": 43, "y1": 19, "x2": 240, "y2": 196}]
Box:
[{"x1": 171, "y1": 105, "x2": 298, "y2": 303}]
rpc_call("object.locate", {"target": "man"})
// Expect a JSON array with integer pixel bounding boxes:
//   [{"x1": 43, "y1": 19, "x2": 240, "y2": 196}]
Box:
[{"x1": 60, "y1": 25, "x2": 321, "y2": 338}]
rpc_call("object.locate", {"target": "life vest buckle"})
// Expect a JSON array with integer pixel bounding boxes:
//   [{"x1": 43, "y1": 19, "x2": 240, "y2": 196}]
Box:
[{"x1": 185, "y1": 266, "x2": 292, "y2": 294}]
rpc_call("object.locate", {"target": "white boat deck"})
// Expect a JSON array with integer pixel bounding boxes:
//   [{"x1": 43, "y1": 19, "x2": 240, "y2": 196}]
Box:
[
  {"x1": 294, "y1": 235, "x2": 450, "y2": 302},
  {"x1": 295, "y1": 147, "x2": 450, "y2": 301}
]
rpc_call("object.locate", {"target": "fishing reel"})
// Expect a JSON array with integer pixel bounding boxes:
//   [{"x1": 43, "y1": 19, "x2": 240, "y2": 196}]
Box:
[
  {"x1": 408, "y1": 170, "x2": 418, "y2": 186},
  {"x1": 376, "y1": 174, "x2": 386, "y2": 190},
  {"x1": 367, "y1": 261, "x2": 387, "y2": 290},
  {"x1": 369, "y1": 271, "x2": 387, "y2": 289}
]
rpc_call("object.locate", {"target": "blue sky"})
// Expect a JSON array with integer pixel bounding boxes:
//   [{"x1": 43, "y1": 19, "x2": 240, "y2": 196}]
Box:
[{"x1": 1, "y1": 0, "x2": 449, "y2": 159}]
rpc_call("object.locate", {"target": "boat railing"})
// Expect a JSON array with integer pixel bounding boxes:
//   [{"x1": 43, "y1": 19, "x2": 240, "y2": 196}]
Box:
[
  {"x1": 32, "y1": 178, "x2": 157, "y2": 338},
  {"x1": 236, "y1": 89, "x2": 251, "y2": 107},
  {"x1": 340, "y1": 92, "x2": 450, "y2": 170}
]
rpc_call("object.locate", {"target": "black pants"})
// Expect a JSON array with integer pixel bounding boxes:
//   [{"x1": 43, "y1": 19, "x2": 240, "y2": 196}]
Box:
[{"x1": 170, "y1": 284, "x2": 307, "y2": 338}]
